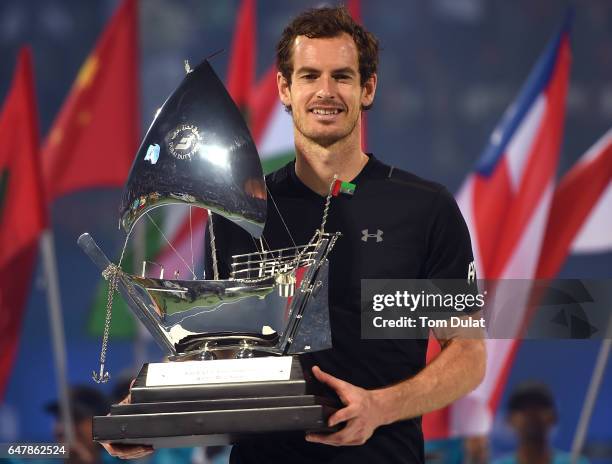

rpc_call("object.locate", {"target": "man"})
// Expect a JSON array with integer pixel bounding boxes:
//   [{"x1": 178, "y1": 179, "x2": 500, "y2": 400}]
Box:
[
  {"x1": 104, "y1": 6, "x2": 485, "y2": 463},
  {"x1": 7, "y1": 387, "x2": 120, "y2": 464},
  {"x1": 209, "y1": 6, "x2": 485, "y2": 463},
  {"x1": 493, "y1": 383, "x2": 589, "y2": 464},
  {"x1": 38, "y1": 385, "x2": 114, "y2": 464}
]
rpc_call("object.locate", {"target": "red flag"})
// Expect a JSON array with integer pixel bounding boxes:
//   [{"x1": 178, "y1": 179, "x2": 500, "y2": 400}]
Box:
[
  {"x1": 0, "y1": 47, "x2": 47, "y2": 399},
  {"x1": 41, "y1": 0, "x2": 139, "y2": 201},
  {"x1": 250, "y1": 65, "x2": 279, "y2": 145},
  {"x1": 346, "y1": 0, "x2": 367, "y2": 151},
  {"x1": 424, "y1": 15, "x2": 572, "y2": 439},
  {"x1": 227, "y1": 0, "x2": 256, "y2": 109},
  {"x1": 536, "y1": 128, "x2": 612, "y2": 278},
  {"x1": 347, "y1": 0, "x2": 362, "y2": 22}
]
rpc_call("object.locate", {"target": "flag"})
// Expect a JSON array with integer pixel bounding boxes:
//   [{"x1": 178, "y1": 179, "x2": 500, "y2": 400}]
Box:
[
  {"x1": 0, "y1": 48, "x2": 47, "y2": 399},
  {"x1": 250, "y1": 65, "x2": 296, "y2": 173},
  {"x1": 424, "y1": 14, "x2": 572, "y2": 438},
  {"x1": 226, "y1": 0, "x2": 294, "y2": 172},
  {"x1": 331, "y1": 179, "x2": 356, "y2": 196},
  {"x1": 536, "y1": 128, "x2": 612, "y2": 278},
  {"x1": 41, "y1": 0, "x2": 139, "y2": 201},
  {"x1": 346, "y1": 0, "x2": 367, "y2": 151},
  {"x1": 227, "y1": 0, "x2": 255, "y2": 110},
  {"x1": 70, "y1": 0, "x2": 141, "y2": 338},
  {"x1": 347, "y1": 0, "x2": 362, "y2": 21}
]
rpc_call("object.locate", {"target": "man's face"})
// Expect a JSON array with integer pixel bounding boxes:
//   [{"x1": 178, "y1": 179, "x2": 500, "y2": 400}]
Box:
[
  {"x1": 277, "y1": 32, "x2": 376, "y2": 147},
  {"x1": 508, "y1": 407, "x2": 556, "y2": 443}
]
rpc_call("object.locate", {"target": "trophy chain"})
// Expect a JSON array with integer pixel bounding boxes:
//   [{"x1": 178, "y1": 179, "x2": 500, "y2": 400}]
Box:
[{"x1": 92, "y1": 234, "x2": 131, "y2": 383}]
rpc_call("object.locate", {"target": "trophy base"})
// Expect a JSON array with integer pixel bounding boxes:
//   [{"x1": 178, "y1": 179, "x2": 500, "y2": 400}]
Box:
[{"x1": 93, "y1": 358, "x2": 340, "y2": 447}]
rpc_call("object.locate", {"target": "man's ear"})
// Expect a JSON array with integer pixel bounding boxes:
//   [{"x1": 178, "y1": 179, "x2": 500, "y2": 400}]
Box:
[
  {"x1": 361, "y1": 73, "x2": 377, "y2": 109},
  {"x1": 277, "y1": 72, "x2": 291, "y2": 107}
]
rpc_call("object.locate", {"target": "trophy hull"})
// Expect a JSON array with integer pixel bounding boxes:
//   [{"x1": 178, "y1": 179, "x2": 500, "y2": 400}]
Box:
[
  {"x1": 77, "y1": 232, "x2": 335, "y2": 358},
  {"x1": 93, "y1": 358, "x2": 340, "y2": 447}
]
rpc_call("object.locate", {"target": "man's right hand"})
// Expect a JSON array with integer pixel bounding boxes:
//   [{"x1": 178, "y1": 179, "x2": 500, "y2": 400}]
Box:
[
  {"x1": 101, "y1": 442, "x2": 154, "y2": 460},
  {"x1": 100, "y1": 380, "x2": 154, "y2": 460}
]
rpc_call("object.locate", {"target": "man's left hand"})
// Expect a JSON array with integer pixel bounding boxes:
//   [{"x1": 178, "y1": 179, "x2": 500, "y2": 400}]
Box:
[{"x1": 305, "y1": 366, "x2": 385, "y2": 446}]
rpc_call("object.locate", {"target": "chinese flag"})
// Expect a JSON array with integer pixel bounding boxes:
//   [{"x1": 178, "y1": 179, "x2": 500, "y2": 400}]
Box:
[
  {"x1": 41, "y1": 0, "x2": 139, "y2": 201},
  {"x1": 0, "y1": 47, "x2": 48, "y2": 399}
]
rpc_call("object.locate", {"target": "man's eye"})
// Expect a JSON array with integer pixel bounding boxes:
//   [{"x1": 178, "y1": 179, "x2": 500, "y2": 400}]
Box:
[
  {"x1": 302, "y1": 74, "x2": 317, "y2": 80},
  {"x1": 334, "y1": 74, "x2": 351, "y2": 80}
]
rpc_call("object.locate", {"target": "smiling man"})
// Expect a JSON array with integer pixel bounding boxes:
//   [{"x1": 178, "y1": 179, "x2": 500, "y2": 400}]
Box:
[
  {"x1": 102, "y1": 6, "x2": 485, "y2": 464},
  {"x1": 217, "y1": 6, "x2": 486, "y2": 464},
  {"x1": 275, "y1": 8, "x2": 376, "y2": 196}
]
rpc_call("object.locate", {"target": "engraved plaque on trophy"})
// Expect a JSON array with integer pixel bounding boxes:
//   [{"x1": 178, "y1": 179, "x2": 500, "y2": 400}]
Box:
[{"x1": 78, "y1": 60, "x2": 341, "y2": 447}]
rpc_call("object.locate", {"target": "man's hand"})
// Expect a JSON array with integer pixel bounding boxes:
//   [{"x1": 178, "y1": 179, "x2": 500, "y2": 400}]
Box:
[
  {"x1": 100, "y1": 380, "x2": 154, "y2": 460},
  {"x1": 101, "y1": 442, "x2": 154, "y2": 460},
  {"x1": 305, "y1": 366, "x2": 385, "y2": 446}
]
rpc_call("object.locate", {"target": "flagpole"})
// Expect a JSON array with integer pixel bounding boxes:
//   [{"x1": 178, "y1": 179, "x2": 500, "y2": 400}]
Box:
[
  {"x1": 39, "y1": 230, "x2": 74, "y2": 445},
  {"x1": 570, "y1": 315, "x2": 612, "y2": 464}
]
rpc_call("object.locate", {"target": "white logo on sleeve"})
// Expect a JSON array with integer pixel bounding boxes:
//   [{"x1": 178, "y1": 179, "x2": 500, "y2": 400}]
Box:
[
  {"x1": 361, "y1": 229, "x2": 383, "y2": 243},
  {"x1": 467, "y1": 261, "x2": 476, "y2": 284}
]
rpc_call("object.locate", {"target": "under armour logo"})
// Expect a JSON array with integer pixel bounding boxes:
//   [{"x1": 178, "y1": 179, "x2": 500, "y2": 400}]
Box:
[
  {"x1": 361, "y1": 229, "x2": 383, "y2": 243},
  {"x1": 467, "y1": 261, "x2": 476, "y2": 284}
]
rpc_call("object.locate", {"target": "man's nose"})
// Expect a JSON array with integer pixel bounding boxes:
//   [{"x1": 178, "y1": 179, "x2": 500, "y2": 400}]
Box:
[{"x1": 316, "y1": 75, "x2": 336, "y2": 98}]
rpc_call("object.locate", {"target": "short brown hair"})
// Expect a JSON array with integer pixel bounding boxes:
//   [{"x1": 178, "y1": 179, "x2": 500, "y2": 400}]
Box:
[{"x1": 276, "y1": 6, "x2": 379, "y2": 87}]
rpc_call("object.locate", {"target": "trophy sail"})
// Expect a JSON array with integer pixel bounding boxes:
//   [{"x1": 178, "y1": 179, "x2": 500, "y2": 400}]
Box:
[{"x1": 119, "y1": 60, "x2": 266, "y2": 239}]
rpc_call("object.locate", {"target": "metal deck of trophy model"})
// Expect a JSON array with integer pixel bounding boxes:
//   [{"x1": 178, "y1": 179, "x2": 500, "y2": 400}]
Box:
[{"x1": 78, "y1": 58, "x2": 343, "y2": 447}]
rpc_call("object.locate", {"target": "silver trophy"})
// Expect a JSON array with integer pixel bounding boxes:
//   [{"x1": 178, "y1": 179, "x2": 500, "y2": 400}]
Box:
[{"x1": 78, "y1": 60, "x2": 341, "y2": 447}]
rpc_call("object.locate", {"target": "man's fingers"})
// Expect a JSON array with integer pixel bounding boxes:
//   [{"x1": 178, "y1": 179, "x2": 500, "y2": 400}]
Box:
[
  {"x1": 114, "y1": 449, "x2": 152, "y2": 460},
  {"x1": 129, "y1": 449, "x2": 154, "y2": 459},
  {"x1": 328, "y1": 405, "x2": 357, "y2": 427},
  {"x1": 306, "y1": 431, "x2": 344, "y2": 446},
  {"x1": 312, "y1": 366, "x2": 349, "y2": 393},
  {"x1": 102, "y1": 443, "x2": 154, "y2": 459},
  {"x1": 110, "y1": 448, "x2": 153, "y2": 459},
  {"x1": 306, "y1": 425, "x2": 359, "y2": 446},
  {"x1": 118, "y1": 379, "x2": 136, "y2": 406}
]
